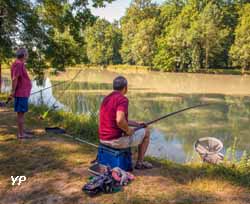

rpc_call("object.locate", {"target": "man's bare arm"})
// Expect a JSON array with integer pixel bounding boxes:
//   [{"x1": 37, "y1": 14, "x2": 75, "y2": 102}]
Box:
[
  {"x1": 116, "y1": 111, "x2": 134, "y2": 136},
  {"x1": 10, "y1": 77, "x2": 18, "y2": 97}
]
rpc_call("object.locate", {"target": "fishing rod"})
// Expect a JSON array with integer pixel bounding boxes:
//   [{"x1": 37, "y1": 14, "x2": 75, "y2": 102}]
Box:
[
  {"x1": 40, "y1": 69, "x2": 83, "y2": 119},
  {"x1": 30, "y1": 80, "x2": 69, "y2": 96},
  {"x1": 134, "y1": 103, "x2": 211, "y2": 131},
  {"x1": 63, "y1": 133, "x2": 98, "y2": 148}
]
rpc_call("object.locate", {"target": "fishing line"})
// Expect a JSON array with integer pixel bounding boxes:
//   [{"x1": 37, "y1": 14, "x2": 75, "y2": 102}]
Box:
[{"x1": 40, "y1": 69, "x2": 83, "y2": 119}]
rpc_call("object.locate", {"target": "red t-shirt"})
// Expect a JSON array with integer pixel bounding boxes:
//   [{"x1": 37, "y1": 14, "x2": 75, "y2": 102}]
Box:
[
  {"x1": 99, "y1": 91, "x2": 129, "y2": 141},
  {"x1": 11, "y1": 59, "x2": 32, "y2": 97}
]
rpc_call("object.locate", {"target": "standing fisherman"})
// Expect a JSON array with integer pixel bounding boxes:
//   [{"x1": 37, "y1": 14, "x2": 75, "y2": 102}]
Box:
[{"x1": 9, "y1": 48, "x2": 32, "y2": 139}]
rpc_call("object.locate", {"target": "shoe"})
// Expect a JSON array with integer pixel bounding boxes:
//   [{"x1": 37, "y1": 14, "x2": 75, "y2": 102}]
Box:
[
  {"x1": 24, "y1": 129, "x2": 34, "y2": 134},
  {"x1": 17, "y1": 133, "x2": 34, "y2": 139},
  {"x1": 135, "y1": 161, "x2": 153, "y2": 170}
]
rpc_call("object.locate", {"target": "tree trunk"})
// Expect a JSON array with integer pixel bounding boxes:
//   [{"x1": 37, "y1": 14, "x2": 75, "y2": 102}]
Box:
[
  {"x1": 0, "y1": 63, "x2": 2, "y2": 93},
  {"x1": 242, "y1": 61, "x2": 246, "y2": 75},
  {"x1": 205, "y1": 40, "x2": 209, "y2": 69}
]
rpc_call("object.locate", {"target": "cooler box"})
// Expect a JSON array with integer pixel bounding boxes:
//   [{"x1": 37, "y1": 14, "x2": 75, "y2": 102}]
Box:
[{"x1": 97, "y1": 144, "x2": 133, "y2": 171}]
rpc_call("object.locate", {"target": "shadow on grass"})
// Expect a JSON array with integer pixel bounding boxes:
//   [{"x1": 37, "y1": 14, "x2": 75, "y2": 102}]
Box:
[
  {"x1": 0, "y1": 141, "x2": 66, "y2": 177},
  {"x1": 147, "y1": 158, "x2": 250, "y2": 188},
  {"x1": 125, "y1": 191, "x2": 219, "y2": 204},
  {"x1": 0, "y1": 166, "x2": 84, "y2": 204}
]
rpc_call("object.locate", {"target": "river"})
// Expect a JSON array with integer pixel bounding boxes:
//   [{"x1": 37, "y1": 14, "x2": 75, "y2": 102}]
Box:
[{"x1": 2, "y1": 68, "x2": 250, "y2": 163}]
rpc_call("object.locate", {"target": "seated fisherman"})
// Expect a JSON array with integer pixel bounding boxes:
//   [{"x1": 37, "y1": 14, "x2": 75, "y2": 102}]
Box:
[{"x1": 99, "y1": 76, "x2": 152, "y2": 169}]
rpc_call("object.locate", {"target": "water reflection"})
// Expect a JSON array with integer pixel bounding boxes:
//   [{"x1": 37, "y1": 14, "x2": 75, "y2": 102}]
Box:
[
  {"x1": 29, "y1": 78, "x2": 64, "y2": 109},
  {"x1": 2, "y1": 70, "x2": 250, "y2": 163}
]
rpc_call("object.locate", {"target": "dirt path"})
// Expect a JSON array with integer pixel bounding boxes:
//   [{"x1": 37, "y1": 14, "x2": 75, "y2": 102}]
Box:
[{"x1": 0, "y1": 107, "x2": 250, "y2": 204}]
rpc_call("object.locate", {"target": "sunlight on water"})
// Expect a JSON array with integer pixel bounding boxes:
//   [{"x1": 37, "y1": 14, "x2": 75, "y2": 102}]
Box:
[{"x1": 2, "y1": 69, "x2": 250, "y2": 163}]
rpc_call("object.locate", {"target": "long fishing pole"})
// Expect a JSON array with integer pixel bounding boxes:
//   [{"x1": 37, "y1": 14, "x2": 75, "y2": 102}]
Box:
[
  {"x1": 40, "y1": 69, "x2": 83, "y2": 119},
  {"x1": 63, "y1": 133, "x2": 98, "y2": 148},
  {"x1": 30, "y1": 80, "x2": 68, "y2": 96},
  {"x1": 134, "y1": 103, "x2": 211, "y2": 131}
]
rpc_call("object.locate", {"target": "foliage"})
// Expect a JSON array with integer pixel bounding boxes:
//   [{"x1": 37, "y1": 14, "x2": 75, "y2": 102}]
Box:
[
  {"x1": 153, "y1": 2, "x2": 195, "y2": 71},
  {"x1": 84, "y1": 19, "x2": 122, "y2": 65},
  {"x1": 188, "y1": 2, "x2": 230, "y2": 69},
  {"x1": 230, "y1": 3, "x2": 250, "y2": 72},
  {"x1": 46, "y1": 29, "x2": 87, "y2": 71},
  {"x1": 0, "y1": 0, "x2": 114, "y2": 75},
  {"x1": 153, "y1": 1, "x2": 232, "y2": 71},
  {"x1": 120, "y1": 0, "x2": 160, "y2": 66}
]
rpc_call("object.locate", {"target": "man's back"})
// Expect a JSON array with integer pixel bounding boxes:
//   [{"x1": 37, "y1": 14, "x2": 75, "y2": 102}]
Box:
[{"x1": 99, "y1": 91, "x2": 128, "y2": 141}]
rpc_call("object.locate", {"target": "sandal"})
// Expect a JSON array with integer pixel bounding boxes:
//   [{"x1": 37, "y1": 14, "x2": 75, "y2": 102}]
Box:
[
  {"x1": 24, "y1": 129, "x2": 34, "y2": 134},
  {"x1": 135, "y1": 161, "x2": 153, "y2": 170},
  {"x1": 18, "y1": 133, "x2": 35, "y2": 139}
]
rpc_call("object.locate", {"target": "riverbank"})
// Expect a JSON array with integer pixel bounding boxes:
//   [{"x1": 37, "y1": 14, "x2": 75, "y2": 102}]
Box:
[
  {"x1": 104, "y1": 65, "x2": 250, "y2": 75},
  {"x1": 0, "y1": 94, "x2": 250, "y2": 204},
  {"x1": 2, "y1": 63, "x2": 250, "y2": 76},
  {"x1": 63, "y1": 64, "x2": 250, "y2": 75}
]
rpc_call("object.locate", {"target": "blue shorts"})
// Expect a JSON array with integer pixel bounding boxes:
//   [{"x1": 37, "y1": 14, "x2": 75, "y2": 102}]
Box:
[{"x1": 14, "y1": 97, "x2": 29, "y2": 113}]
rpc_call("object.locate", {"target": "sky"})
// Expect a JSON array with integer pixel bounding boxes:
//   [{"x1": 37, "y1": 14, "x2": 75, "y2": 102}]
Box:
[{"x1": 90, "y1": 0, "x2": 165, "y2": 22}]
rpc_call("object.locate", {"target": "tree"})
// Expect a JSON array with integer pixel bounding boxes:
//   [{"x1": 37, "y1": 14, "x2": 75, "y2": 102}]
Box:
[
  {"x1": 132, "y1": 18, "x2": 159, "y2": 66},
  {"x1": 0, "y1": 0, "x2": 47, "y2": 89},
  {"x1": 158, "y1": 0, "x2": 184, "y2": 30},
  {"x1": 188, "y1": 2, "x2": 230, "y2": 69},
  {"x1": 230, "y1": 3, "x2": 250, "y2": 72},
  {"x1": 154, "y1": 1, "x2": 231, "y2": 71},
  {"x1": 0, "y1": 0, "x2": 114, "y2": 88},
  {"x1": 84, "y1": 19, "x2": 122, "y2": 65},
  {"x1": 153, "y1": 2, "x2": 197, "y2": 71},
  {"x1": 46, "y1": 29, "x2": 87, "y2": 71},
  {"x1": 120, "y1": 0, "x2": 159, "y2": 66}
]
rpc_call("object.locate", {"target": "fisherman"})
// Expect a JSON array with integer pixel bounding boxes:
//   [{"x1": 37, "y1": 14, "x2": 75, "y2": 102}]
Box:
[
  {"x1": 9, "y1": 48, "x2": 32, "y2": 139},
  {"x1": 99, "y1": 76, "x2": 152, "y2": 169}
]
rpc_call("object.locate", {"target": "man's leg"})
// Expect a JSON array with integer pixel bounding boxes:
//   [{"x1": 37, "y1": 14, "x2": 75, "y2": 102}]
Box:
[
  {"x1": 17, "y1": 112, "x2": 25, "y2": 138},
  {"x1": 137, "y1": 127, "x2": 150, "y2": 162}
]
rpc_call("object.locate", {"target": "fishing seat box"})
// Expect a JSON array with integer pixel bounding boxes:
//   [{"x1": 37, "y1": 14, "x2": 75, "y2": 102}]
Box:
[{"x1": 97, "y1": 144, "x2": 133, "y2": 171}]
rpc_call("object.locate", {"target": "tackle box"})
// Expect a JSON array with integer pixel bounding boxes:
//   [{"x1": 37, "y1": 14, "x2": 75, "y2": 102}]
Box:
[{"x1": 97, "y1": 144, "x2": 133, "y2": 171}]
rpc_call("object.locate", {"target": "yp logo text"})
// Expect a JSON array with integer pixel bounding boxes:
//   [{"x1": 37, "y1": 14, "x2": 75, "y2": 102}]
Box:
[{"x1": 11, "y1": 176, "x2": 27, "y2": 186}]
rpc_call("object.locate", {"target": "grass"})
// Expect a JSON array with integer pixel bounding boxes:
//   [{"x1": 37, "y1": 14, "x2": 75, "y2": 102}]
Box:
[
  {"x1": 1, "y1": 93, "x2": 250, "y2": 203},
  {"x1": 29, "y1": 105, "x2": 99, "y2": 144}
]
